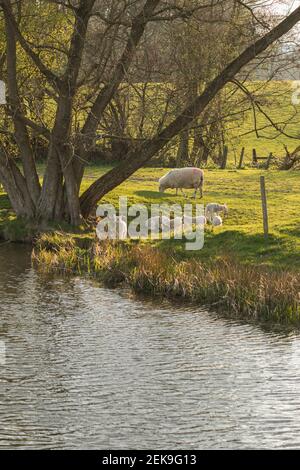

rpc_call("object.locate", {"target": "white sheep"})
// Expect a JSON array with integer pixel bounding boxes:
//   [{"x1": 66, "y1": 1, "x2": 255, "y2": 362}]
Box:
[
  {"x1": 144, "y1": 215, "x2": 171, "y2": 234},
  {"x1": 181, "y1": 215, "x2": 207, "y2": 227},
  {"x1": 170, "y1": 215, "x2": 207, "y2": 233},
  {"x1": 115, "y1": 215, "x2": 128, "y2": 239},
  {"x1": 169, "y1": 216, "x2": 183, "y2": 231},
  {"x1": 96, "y1": 214, "x2": 127, "y2": 240},
  {"x1": 159, "y1": 167, "x2": 204, "y2": 198},
  {"x1": 96, "y1": 221, "x2": 108, "y2": 240},
  {"x1": 194, "y1": 215, "x2": 207, "y2": 226},
  {"x1": 205, "y1": 203, "x2": 228, "y2": 223},
  {"x1": 212, "y1": 215, "x2": 223, "y2": 227}
]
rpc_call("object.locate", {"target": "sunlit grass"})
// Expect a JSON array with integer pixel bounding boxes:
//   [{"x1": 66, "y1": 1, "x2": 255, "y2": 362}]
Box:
[
  {"x1": 7, "y1": 163, "x2": 298, "y2": 325},
  {"x1": 1, "y1": 166, "x2": 300, "y2": 268},
  {"x1": 33, "y1": 237, "x2": 300, "y2": 326},
  {"x1": 80, "y1": 166, "x2": 300, "y2": 269}
]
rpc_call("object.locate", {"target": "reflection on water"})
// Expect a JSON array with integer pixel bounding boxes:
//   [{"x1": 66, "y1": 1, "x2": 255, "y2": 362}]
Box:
[{"x1": 1, "y1": 245, "x2": 300, "y2": 449}]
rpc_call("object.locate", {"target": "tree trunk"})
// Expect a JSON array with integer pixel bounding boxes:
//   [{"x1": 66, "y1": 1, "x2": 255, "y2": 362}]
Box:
[
  {"x1": 37, "y1": 1, "x2": 94, "y2": 225},
  {"x1": 41, "y1": 94, "x2": 81, "y2": 225},
  {"x1": 176, "y1": 129, "x2": 189, "y2": 167},
  {"x1": 191, "y1": 128, "x2": 203, "y2": 164},
  {"x1": 80, "y1": 6, "x2": 300, "y2": 216},
  {"x1": 73, "y1": 0, "x2": 161, "y2": 186},
  {"x1": 0, "y1": 150, "x2": 35, "y2": 218},
  {"x1": 37, "y1": 143, "x2": 64, "y2": 222},
  {"x1": 3, "y1": 1, "x2": 41, "y2": 207},
  {"x1": 2, "y1": 2, "x2": 300, "y2": 224}
]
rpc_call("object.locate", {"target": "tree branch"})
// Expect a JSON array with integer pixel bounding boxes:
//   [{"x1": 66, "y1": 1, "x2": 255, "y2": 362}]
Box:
[
  {"x1": 80, "y1": 0, "x2": 161, "y2": 141},
  {"x1": 62, "y1": 0, "x2": 96, "y2": 91},
  {"x1": 0, "y1": 0, "x2": 62, "y2": 89},
  {"x1": 80, "y1": 4, "x2": 300, "y2": 216},
  {"x1": 2, "y1": 0, "x2": 41, "y2": 205}
]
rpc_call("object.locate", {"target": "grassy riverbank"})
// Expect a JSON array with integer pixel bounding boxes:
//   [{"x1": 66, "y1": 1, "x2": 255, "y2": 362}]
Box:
[
  {"x1": 79, "y1": 166, "x2": 300, "y2": 268},
  {"x1": 33, "y1": 234, "x2": 300, "y2": 327},
  {"x1": 2, "y1": 167, "x2": 300, "y2": 325},
  {"x1": 2, "y1": 167, "x2": 300, "y2": 268}
]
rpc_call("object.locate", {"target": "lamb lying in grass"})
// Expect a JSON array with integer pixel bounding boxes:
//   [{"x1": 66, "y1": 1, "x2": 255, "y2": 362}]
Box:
[
  {"x1": 212, "y1": 215, "x2": 223, "y2": 227},
  {"x1": 159, "y1": 167, "x2": 204, "y2": 198},
  {"x1": 183, "y1": 215, "x2": 207, "y2": 226},
  {"x1": 144, "y1": 215, "x2": 171, "y2": 233},
  {"x1": 144, "y1": 214, "x2": 207, "y2": 235},
  {"x1": 170, "y1": 215, "x2": 207, "y2": 231},
  {"x1": 96, "y1": 214, "x2": 127, "y2": 240},
  {"x1": 205, "y1": 203, "x2": 228, "y2": 223}
]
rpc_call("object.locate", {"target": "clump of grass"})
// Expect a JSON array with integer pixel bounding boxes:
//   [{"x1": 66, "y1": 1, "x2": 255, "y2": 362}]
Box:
[
  {"x1": 128, "y1": 247, "x2": 300, "y2": 324},
  {"x1": 33, "y1": 232, "x2": 81, "y2": 273},
  {"x1": 2, "y1": 168, "x2": 300, "y2": 269},
  {"x1": 33, "y1": 232, "x2": 135, "y2": 285},
  {"x1": 33, "y1": 233, "x2": 300, "y2": 326}
]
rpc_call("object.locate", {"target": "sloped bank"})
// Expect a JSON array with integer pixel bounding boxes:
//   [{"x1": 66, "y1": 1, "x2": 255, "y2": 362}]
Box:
[{"x1": 32, "y1": 232, "x2": 300, "y2": 328}]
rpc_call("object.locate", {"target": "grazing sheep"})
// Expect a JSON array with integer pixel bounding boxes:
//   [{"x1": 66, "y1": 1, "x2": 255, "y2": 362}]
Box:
[
  {"x1": 96, "y1": 221, "x2": 108, "y2": 241},
  {"x1": 212, "y1": 215, "x2": 223, "y2": 227},
  {"x1": 144, "y1": 215, "x2": 171, "y2": 234},
  {"x1": 159, "y1": 167, "x2": 204, "y2": 198},
  {"x1": 181, "y1": 215, "x2": 207, "y2": 226},
  {"x1": 169, "y1": 216, "x2": 183, "y2": 231},
  {"x1": 96, "y1": 214, "x2": 127, "y2": 240},
  {"x1": 115, "y1": 215, "x2": 128, "y2": 239},
  {"x1": 170, "y1": 215, "x2": 207, "y2": 232},
  {"x1": 194, "y1": 215, "x2": 207, "y2": 226},
  {"x1": 205, "y1": 203, "x2": 228, "y2": 223}
]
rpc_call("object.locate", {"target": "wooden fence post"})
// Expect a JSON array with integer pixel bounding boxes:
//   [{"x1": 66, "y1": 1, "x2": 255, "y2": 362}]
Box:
[
  {"x1": 265, "y1": 152, "x2": 273, "y2": 169},
  {"x1": 238, "y1": 147, "x2": 245, "y2": 169},
  {"x1": 260, "y1": 176, "x2": 269, "y2": 240},
  {"x1": 252, "y1": 148, "x2": 258, "y2": 165}
]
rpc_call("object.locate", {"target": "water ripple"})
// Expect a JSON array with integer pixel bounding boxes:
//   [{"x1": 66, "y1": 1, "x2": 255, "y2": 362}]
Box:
[{"x1": 1, "y1": 245, "x2": 300, "y2": 449}]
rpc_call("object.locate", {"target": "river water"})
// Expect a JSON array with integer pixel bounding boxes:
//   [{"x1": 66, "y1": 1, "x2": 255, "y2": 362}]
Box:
[{"x1": 1, "y1": 244, "x2": 300, "y2": 449}]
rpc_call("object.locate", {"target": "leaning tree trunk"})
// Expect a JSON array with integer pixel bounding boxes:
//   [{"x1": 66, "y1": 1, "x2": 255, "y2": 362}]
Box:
[
  {"x1": 0, "y1": 150, "x2": 36, "y2": 218},
  {"x1": 80, "y1": 6, "x2": 300, "y2": 217},
  {"x1": 176, "y1": 129, "x2": 189, "y2": 167},
  {"x1": 37, "y1": 0, "x2": 96, "y2": 225},
  {"x1": 37, "y1": 143, "x2": 65, "y2": 222},
  {"x1": 3, "y1": 2, "x2": 41, "y2": 207}
]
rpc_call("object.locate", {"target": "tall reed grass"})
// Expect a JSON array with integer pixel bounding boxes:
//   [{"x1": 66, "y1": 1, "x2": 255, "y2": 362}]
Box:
[{"x1": 32, "y1": 232, "x2": 300, "y2": 326}]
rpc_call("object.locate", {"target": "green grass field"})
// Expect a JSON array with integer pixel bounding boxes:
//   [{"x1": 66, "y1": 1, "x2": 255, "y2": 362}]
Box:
[
  {"x1": 112, "y1": 81, "x2": 300, "y2": 164},
  {"x1": 1, "y1": 164, "x2": 297, "y2": 324},
  {"x1": 81, "y1": 166, "x2": 300, "y2": 269},
  {"x1": 1, "y1": 165, "x2": 299, "y2": 269},
  {"x1": 225, "y1": 81, "x2": 300, "y2": 161},
  {"x1": 1, "y1": 81, "x2": 300, "y2": 168}
]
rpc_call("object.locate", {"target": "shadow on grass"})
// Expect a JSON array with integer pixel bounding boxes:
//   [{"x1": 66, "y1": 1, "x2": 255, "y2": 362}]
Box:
[
  {"x1": 134, "y1": 190, "x2": 177, "y2": 199},
  {"x1": 288, "y1": 228, "x2": 300, "y2": 238},
  {"x1": 278, "y1": 226, "x2": 300, "y2": 238},
  {"x1": 134, "y1": 190, "x2": 200, "y2": 201},
  {"x1": 157, "y1": 229, "x2": 300, "y2": 269}
]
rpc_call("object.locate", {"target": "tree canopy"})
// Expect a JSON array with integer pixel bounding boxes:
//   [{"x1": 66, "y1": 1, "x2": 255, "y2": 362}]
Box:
[{"x1": 1, "y1": 0, "x2": 300, "y2": 223}]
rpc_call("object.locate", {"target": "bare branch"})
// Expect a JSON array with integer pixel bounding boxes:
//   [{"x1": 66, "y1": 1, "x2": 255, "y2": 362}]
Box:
[
  {"x1": 80, "y1": 4, "x2": 300, "y2": 215},
  {"x1": 81, "y1": 0, "x2": 161, "y2": 141},
  {"x1": 0, "y1": 0, "x2": 62, "y2": 89}
]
